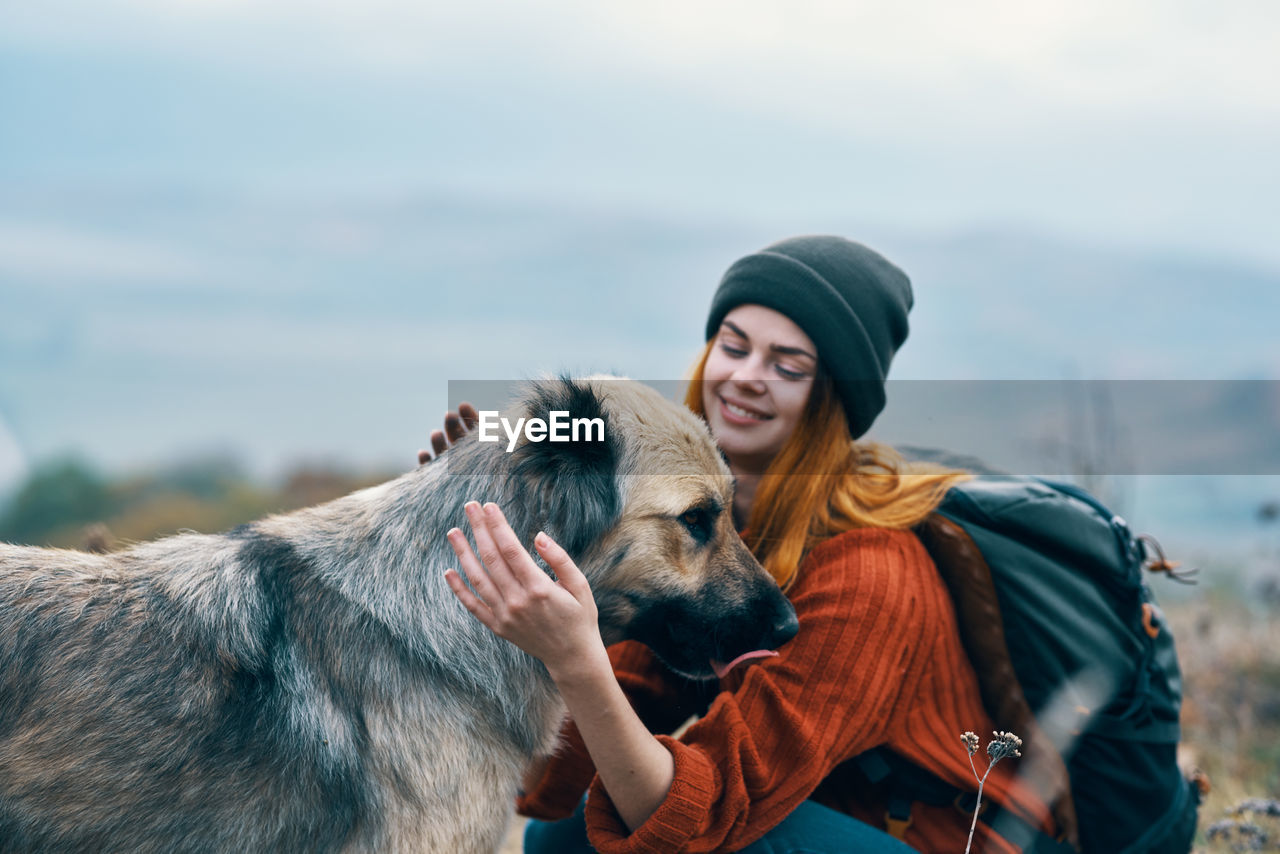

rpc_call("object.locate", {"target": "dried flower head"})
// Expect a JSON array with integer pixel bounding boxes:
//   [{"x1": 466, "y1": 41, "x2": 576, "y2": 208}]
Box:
[
  {"x1": 961, "y1": 731, "x2": 980, "y2": 756},
  {"x1": 987, "y1": 730, "x2": 1023, "y2": 762},
  {"x1": 1205, "y1": 818, "x2": 1270, "y2": 852},
  {"x1": 1230, "y1": 798, "x2": 1280, "y2": 819}
]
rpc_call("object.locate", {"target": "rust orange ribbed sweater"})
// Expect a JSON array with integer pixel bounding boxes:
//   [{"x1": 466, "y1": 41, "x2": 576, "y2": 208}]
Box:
[{"x1": 517, "y1": 527, "x2": 1053, "y2": 853}]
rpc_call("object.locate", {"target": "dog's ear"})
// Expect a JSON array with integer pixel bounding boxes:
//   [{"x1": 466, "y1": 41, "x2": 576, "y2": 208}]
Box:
[{"x1": 509, "y1": 377, "x2": 620, "y2": 558}]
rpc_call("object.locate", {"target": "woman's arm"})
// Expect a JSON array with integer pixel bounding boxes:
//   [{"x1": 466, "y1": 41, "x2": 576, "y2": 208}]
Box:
[
  {"x1": 517, "y1": 640, "x2": 705, "y2": 820},
  {"x1": 444, "y1": 501, "x2": 674, "y2": 832}
]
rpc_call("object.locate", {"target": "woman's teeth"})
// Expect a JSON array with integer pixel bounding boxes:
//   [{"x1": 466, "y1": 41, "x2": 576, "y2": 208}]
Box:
[{"x1": 725, "y1": 400, "x2": 769, "y2": 420}]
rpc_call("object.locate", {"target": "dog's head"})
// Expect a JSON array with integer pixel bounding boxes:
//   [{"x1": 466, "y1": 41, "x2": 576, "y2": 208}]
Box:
[{"x1": 506, "y1": 376, "x2": 798, "y2": 680}]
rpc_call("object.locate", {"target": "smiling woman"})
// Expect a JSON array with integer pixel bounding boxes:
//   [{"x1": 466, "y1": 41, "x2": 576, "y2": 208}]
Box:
[{"x1": 431, "y1": 236, "x2": 1063, "y2": 853}]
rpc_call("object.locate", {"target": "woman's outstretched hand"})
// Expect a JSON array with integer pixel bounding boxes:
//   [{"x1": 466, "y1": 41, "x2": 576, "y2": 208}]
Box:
[
  {"x1": 444, "y1": 501, "x2": 607, "y2": 682},
  {"x1": 445, "y1": 500, "x2": 675, "y2": 833},
  {"x1": 418, "y1": 402, "x2": 480, "y2": 465}
]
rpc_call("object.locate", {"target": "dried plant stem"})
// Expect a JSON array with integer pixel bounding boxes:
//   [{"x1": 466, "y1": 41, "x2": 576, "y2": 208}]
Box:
[
  {"x1": 965, "y1": 754, "x2": 991, "y2": 854},
  {"x1": 961, "y1": 731, "x2": 1022, "y2": 854}
]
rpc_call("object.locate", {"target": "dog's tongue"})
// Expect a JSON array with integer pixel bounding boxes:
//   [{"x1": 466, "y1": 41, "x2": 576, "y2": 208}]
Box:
[{"x1": 711, "y1": 650, "x2": 779, "y2": 679}]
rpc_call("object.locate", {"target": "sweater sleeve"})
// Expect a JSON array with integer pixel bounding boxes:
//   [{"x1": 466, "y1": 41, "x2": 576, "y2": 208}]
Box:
[
  {"x1": 516, "y1": 639, "x2": 704, "y2": 819},
  {"x1": 583, "y1": 528, "x2": 933, "y2": 854}
]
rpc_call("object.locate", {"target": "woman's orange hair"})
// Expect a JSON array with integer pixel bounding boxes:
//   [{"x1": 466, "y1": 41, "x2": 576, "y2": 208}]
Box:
[{"x1": 685, "y1": 340, "x2": 969, "y2": 591}]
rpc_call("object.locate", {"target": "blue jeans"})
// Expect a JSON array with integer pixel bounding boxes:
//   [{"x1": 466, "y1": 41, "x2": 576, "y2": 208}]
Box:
[{"x1": 523, "y1": 796, "x2": 915, "y2": 853}]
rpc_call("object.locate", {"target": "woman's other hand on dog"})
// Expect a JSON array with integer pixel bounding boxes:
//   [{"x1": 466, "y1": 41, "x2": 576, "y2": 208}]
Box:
[
  {"x1": 417, "y1": 402, "x2": 479, "y2": 465},
  {"x1": 444, "y1": 501, "x2": 607, "y2": 682}
]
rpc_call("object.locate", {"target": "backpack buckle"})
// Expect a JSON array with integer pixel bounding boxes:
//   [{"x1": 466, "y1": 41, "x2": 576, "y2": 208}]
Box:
[
  {"x1": 884, "y1": 811, "x2": 912, "y2": 839},
  {"x1": 1139, "y1": 534, "x2": 1199, "y2": 584},
  {"x1": 885, "y1": 798, "x2": 912, "y2": 839}
]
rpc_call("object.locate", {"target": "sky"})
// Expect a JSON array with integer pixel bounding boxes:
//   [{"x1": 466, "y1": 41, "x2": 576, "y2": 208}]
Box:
[
  {"x1": 4, "y1": 0, "x2": 1278, "y2": 262},
  {"x1": 2, "y1": 0, "x2": 1279, "y2": 556}
]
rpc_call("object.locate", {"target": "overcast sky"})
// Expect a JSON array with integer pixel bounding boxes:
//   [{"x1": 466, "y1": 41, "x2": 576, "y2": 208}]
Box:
[
  {"x1": 4, "y1": 0, "x2": 1278, "y2": 263},
  {"x1": 2, "y1": 0, "x2": 1278, "y2": 516}
]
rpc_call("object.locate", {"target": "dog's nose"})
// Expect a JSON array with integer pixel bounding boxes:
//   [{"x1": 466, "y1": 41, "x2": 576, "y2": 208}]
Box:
[
  {"x1": 773, "y1": 610, "x2": 800, "y2": 645},
  {"x1": 760, "y1": 606, "x2": 799, "y2": 649}
]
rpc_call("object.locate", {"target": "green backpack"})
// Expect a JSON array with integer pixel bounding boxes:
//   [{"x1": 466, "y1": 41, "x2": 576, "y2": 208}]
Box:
[{"x1": 860, "y1": 476, "x2": 1201, "y2": 852}]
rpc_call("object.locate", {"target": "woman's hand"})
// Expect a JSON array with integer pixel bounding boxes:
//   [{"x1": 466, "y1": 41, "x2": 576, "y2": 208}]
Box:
[
  {"x1": 445, "y1": 500, "x2": 676, "y2": 832},
  {"x1": 418, "y1": 402, "x2": 480, "y2": 465},
  {"x1": 444, "y1": 501, "x2": 607, "y2": 682}
]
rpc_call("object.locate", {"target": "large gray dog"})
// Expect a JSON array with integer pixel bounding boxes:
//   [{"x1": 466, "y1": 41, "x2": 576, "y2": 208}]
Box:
[{"x1": 0, "y1": 377, "x2": 798, "y2": 853}]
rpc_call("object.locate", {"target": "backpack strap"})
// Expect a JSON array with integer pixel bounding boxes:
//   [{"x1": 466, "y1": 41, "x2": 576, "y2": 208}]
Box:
[
  {"x1": 916, "y1": 513, "x2": 1030, "y2": 728},
  {"x1": 916, "y1": 513, "x2": 1079, "y2": 848}
]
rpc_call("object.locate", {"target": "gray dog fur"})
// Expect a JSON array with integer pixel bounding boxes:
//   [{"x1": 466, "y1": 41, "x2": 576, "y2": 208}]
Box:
[{"x1": 0, "y1": 377, "x2": 797, "y2": 853}]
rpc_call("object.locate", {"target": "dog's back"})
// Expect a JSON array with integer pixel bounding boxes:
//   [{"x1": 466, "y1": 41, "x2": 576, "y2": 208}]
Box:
[{"x1": 0, "y1": 537, "x2": 383, "y2": 852}]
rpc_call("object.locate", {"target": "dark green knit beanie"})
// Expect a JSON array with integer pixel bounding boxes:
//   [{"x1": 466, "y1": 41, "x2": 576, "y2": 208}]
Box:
[{"x1": 704, "y1": 235, "x2": 913, "y2": 439}]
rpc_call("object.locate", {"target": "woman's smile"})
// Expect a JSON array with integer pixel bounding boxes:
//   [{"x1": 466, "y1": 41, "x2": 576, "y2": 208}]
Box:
[{"x1": 718, "y1": 396, "x2": 774, "y2": 423}]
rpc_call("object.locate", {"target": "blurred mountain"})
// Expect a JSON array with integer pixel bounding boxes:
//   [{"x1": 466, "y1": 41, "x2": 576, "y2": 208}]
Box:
[
  {"x1": 0, "y1": 454, "x2": 388, "y2": 549},
  {"x1": 1, "y1": 188, "x2": 1277, "y2": 561}
]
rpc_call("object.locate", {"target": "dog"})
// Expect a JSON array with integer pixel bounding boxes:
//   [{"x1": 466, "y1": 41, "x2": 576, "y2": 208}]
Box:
[{"x1": 0, "y1": 376, "x2": 799, "y2": 853}]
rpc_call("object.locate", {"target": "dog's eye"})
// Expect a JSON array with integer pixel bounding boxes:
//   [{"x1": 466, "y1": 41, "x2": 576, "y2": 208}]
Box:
[{"x1": 679, "y1": 508, "x2": 712, "y2": 544}]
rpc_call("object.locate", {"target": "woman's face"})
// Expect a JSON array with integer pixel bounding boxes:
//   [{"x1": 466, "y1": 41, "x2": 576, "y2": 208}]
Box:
[{"x1": 702, "y1": 304, "x2": 818, "y2": 473}]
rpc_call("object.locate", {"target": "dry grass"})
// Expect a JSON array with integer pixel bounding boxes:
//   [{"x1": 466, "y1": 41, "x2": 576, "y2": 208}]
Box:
[{"x1": 1168, "y1": 597, "x2": 1280, "y2": 852}]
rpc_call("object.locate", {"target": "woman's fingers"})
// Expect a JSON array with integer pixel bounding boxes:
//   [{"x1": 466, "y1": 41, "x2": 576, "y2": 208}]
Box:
[
  {"x1": 450, "y1": 501, "x2": 584, "y2": 628},
  {"x1": 430, "y1": 429, "x2": 450, "y2": 457},
  {"x1": 445, "y1": 524, "x2": 507, "y2": 609},
  {"x1": 445, "y1": 402, "x2": 479, "y2": 443},
  {"x1": 483, "y1": 503, "x2": 554, "y2": 589},
  {"x1": 442, "y1": 413, "x2": 464, "y2": 445},
  {"x1": 464, "y1": 501, "x2": 523, "y2": 599},
  {"x1": 533, "y1": 530, "x2": 591, "y2": 601},
  {"x1": 421, "y1": 402, "x2": 479, "y2": 465},
  {"x1": 476, "y1": 504, "x2": 590, "y2": 604},
  {"x1": 459, "y1": 402, "x2": 480, "y2": 432},
  {"x1": 443, "y1": 567, "x2": 496, "y2": 626},
  {"x1": 447, "y1": 501, "x2": 603, "y2": 674}
]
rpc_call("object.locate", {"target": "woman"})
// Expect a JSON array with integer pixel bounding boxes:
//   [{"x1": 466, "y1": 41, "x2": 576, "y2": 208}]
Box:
[{"x1": 438, "y1": 236, "x2": 1056, "y2": 852}]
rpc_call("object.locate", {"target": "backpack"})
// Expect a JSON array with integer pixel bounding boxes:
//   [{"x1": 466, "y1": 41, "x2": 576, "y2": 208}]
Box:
[{"x1": 860, "y1": 475, "x2": 1202, "y2": 853}]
